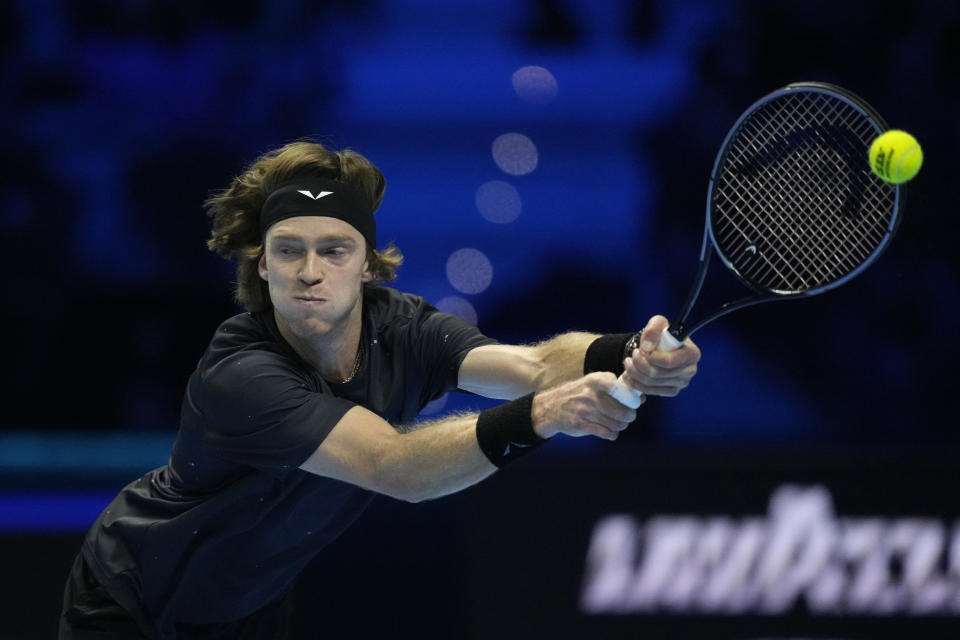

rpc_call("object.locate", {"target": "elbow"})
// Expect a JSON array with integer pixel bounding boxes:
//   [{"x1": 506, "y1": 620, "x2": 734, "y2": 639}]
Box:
[
  {"x1": 375, "y1": 477, "x2": 431, "y2": 503},
  {"x1": 395, "y1": 490, "x2": 428, "y2": 504},
  {"x1": 373, "y1": 470, "x2": 425, "y2": 503}
]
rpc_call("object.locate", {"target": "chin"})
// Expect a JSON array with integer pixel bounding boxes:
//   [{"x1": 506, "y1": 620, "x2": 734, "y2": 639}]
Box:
[{"x1": 291, "y1": 314, "x2": 336, "y2": 336}]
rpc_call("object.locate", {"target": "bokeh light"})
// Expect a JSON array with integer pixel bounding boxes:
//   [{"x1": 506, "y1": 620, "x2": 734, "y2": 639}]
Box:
[
  {"x1": 445, "y1": 248, "x2": 493, "y2": 295},
  {"x1": 475, "y1": 180, "x2": 522, "y2": 224},
  {"x1": 435, "y1": 295, "x2": 479, "y2": 325},
  {"x1": 492, "y1": 133, "x2": 538, "y2": 176},
  {"x1": 512, "y1": 65, "x2": 558, "y2": 104}
]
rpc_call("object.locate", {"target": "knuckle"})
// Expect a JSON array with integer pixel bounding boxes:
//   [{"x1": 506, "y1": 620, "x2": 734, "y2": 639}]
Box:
[
  {"x1": 632, "y1": 367, "x2": 654, "y2": 383},
  {"x1": 589, "y1": 371, "x2": 615, "y2": 385},
  {"x1": 627, "y1": 375, "x2": 646, "y2": 390}
]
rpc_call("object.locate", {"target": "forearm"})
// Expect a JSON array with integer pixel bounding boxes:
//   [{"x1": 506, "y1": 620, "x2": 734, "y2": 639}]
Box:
[
  {"x1": 303, "y1": 376, "x2": 639, "y2": 502},
  {"x1": 382, "y1": 412, "x2": 495, "y2": 502},
  {"x1": 389, "y1": 370, "x2": 644, "y2": 498},
  {"x1": 529, "y1": 331, "x2": 600, "y2": 390},
  {"x1": 383, "y1": 371, "x2": 629, "y2": 499},
  {"x1": 458, "y1": 331, "x2": 619, "y2": 399}
]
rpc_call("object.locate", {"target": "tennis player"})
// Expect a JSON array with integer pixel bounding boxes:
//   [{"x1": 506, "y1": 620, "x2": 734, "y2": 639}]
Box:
[{"x1": 59, "y1": 141, "x2": 701, "y2": 639}]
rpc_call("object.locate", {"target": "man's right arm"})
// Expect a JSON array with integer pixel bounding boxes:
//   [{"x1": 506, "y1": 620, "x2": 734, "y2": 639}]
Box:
[{"x1": 298, "y1": 372, "x2": 635, "y2": 503}]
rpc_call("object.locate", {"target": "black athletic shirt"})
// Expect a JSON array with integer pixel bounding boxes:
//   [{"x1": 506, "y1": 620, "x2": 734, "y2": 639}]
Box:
[{"x1": 80, "y1": 285, "x2": 497, "y2": 638}]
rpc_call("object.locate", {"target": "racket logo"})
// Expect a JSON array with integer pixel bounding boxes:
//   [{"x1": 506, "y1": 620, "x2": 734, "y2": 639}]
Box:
[
  {"x1": 745, "y1": 244, "x2": 757, "y2": 256},
  {"x1": 297, "y1": 190, "x2": 334, "y2": 200}
]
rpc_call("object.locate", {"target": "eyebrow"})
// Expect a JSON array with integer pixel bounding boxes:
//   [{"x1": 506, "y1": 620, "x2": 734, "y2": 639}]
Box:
[{"x1": 269, "y1": 233, "x2": 358, "y2": 245}]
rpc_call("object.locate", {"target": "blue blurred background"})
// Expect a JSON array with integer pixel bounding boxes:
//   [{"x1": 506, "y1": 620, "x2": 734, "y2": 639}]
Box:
[{"x1": 1, "y1": 0, "x2": 958, "y2": 637}]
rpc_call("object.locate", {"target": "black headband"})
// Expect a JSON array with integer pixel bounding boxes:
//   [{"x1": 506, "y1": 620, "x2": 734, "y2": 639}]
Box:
[{"x1": 260, "y1": 178, "x2": 376, "y2": 249}]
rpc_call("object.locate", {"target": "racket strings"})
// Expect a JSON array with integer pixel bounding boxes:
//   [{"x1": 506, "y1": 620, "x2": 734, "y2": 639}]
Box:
[
  {"x1": 732, "y1": 97, "x2": 890, "y2": 288},
  {"x1": 719, "y1": 149, "x2": 847, "y2": 289},
  {"x1": 725, "y1": 157, "x2": 871, "y2": 287},
  {"x1": 711, "y1": 91, "x2": 897, "y2": 293},
  {"x1": 719, "y1": 171, "x2": 832, "y2": 289},
  {"x1": 739, "y1": 106, "x2": 872, "y2": 285}
]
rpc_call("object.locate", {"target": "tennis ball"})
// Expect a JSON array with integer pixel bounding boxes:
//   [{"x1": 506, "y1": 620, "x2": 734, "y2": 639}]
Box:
[{"x1": 869, "y1": 130, "x2": 923, "y2": 184}]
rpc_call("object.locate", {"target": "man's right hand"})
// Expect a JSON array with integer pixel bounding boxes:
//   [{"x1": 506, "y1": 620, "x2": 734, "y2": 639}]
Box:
[{"x1": 531, "y1": 372, "x2": 640, "y2": 441}]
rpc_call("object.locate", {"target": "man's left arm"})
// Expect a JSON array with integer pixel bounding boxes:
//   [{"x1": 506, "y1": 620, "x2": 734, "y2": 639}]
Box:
[{"x1": 458, "y1": 315, "x2": 702, "y2": 401}]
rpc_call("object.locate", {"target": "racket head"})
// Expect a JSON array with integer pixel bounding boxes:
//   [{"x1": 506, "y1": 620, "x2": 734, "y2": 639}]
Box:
[{"x1": 706, "y1": 82, "x2": 903, "y2": 299}]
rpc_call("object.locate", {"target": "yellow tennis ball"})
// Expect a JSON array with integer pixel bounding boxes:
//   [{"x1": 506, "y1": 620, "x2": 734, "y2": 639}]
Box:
[{"x1": 869, "y1": 130, "x2": 923, "y2": 184}]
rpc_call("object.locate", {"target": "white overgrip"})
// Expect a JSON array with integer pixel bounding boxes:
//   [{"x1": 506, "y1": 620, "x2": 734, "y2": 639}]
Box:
[{"x1": 608, "y1": 330, "x2": 684, "y2": 409}]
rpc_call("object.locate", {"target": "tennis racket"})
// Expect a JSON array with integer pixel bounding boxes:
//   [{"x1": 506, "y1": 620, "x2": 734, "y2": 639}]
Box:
[{"x1": 610, "y1": 81, "x2": 904, "y2": 409}]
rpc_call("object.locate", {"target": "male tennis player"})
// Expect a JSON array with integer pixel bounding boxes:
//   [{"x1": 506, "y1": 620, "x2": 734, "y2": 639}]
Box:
[{"x1": 59, "y1": 141, "x2": 701, "y2": 639}]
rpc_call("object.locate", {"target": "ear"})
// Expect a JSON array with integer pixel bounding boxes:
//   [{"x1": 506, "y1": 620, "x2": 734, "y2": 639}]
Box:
[
  {"x1": 258, "y1": 253, "x2": 269, "y2": 282},
  {"x1": 361, "y1": 258, "x2": 374, "y2": 283}
]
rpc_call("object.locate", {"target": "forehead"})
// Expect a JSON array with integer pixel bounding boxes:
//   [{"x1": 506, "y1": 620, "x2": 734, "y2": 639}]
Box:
[{"x1": 266, "y1": 216, "x2": 364, "y2": 244}]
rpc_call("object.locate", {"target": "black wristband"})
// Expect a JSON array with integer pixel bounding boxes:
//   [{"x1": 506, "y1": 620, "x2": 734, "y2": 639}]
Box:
[
  {"x1": 476, "y1": 393, "x2": 545, "y2": 467},
  {"x1": 583, "y1": 333, "x2": 636, "y2": 376}
]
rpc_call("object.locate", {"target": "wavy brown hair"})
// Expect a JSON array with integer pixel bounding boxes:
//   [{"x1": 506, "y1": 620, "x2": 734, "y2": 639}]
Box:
[{"x1": 205, "y1": 140, "x2": 403, "y2": 312}]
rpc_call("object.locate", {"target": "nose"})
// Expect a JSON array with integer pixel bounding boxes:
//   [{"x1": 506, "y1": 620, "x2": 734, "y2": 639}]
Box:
[{"x1": 298, "y1": 252, "x2": 324, "y2": 285}]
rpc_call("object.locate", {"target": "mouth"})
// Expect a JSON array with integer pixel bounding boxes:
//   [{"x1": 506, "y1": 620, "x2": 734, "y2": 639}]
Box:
[{"x1": 295, "y1": 296, "x2": 327, "y2": 305}]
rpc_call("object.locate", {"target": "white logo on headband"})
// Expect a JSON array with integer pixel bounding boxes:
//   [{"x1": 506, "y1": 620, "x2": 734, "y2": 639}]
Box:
[{"x1": 297, "y1": 190, "x2": 334, "y2": 200}]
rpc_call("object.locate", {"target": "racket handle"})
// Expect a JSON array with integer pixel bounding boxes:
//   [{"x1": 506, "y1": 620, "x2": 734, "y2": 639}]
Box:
[{"x1": 608, "y1": 330, "x2": 684, "y2": 409}]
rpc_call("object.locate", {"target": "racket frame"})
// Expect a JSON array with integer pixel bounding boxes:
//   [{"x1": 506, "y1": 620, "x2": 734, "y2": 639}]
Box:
[
  {"x1": 669, "y1": 81, "x2": 904, "y2": 341},
  {"x1": 610, "y1": 82, "x2": 907, "y2": 409}
]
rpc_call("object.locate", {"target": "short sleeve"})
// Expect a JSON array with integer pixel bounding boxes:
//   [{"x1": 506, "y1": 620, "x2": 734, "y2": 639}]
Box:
[
  {"x1": 195, "y1": 350, "x2": 355, "y2": 474},
  {"x1": 414, "y1": 306, "x2": 499, "y2": 401}
]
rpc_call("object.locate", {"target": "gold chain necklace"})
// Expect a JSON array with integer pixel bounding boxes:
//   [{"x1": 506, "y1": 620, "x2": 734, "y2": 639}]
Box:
[{"x1": 334, "y1": 345, "x2": 363, "y2": 384}]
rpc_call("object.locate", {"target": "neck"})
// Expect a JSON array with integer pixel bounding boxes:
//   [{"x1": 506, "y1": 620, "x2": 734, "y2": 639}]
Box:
[{"x1": 273, "y1": 305, "x2": 363, "y2": 382}]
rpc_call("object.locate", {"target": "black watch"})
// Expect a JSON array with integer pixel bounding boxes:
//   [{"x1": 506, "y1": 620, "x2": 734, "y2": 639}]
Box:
[{"x1": 623, "y1": 332, "x2": 642, "y2": 360}]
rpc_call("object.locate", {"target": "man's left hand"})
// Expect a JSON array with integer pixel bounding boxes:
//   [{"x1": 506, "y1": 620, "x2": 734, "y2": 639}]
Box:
[{"x1": 621, "y1": 315, "x2": 701, "y2": 397}]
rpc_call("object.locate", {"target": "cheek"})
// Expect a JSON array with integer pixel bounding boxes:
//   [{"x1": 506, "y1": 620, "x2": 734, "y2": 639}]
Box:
[{"x1": 262, "y1": 264, "x2": 296, "y2": 296}]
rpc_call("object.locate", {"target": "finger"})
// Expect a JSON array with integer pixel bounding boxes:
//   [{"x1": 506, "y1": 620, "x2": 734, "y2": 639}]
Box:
[
  {"x1": 596, "y1": 411, "x2": 637, "y2": 429},
  {"x1": 624, "y1": 355, "x2": 698, "y2": 384},
  {"x1": 585, "y1": 371, "x2": 618, "y2": 391},
  {"x1": 635, "y1": 385, "x2": 686, "y2": 398},
  {"x1": 622, "y1": 377, "x2": 692, "y2": 397},
  {"x1": 584, "y1": 406, "x2": 634, "y2": 432},
  {"x1": 621, "y1": 365, "x2": 693, "y2": 397},
  {"x1": 580, "y1": 420, "x2": 621, "y2": 441},
  {"x1": 568, "y1": 390, "x2": 628, "y2": 432},
  {"x1": 595, "y1": 387, "x2": 640, "y2": 419},
  {"x1": 622, "y1": 368, "x2": 697, "y2": 390},
  {"x1": 635, "y1": 347, "x2": 700, "y2": 372},
  {"x1": 646, "y1": 345, "x2": 702, "y2": 370},
  {"x1": 638, "y1": 315, "x2": 670, "y2": 353}
]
